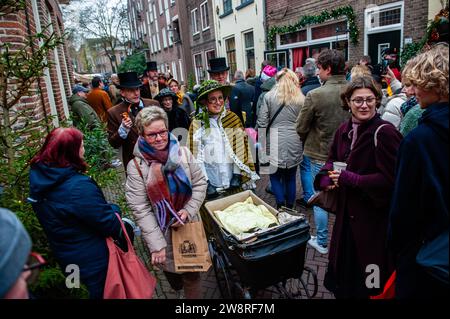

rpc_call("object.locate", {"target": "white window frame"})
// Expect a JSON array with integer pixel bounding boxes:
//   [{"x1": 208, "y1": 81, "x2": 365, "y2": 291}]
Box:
[
  {"x1": 171, "y1": 0, "x2": 175, "y2": 5},
  {"x1": 164, "y1": 0, "x2": 169, "y2": 10},
  {"x1": 204, "y1": 49, "x2": 215, "y2": 79},
  {"x1": 153, "y1": 3, "x2": 157, "y2": 20},
  {"x1": 277, "y1": 19, "x2": 348, "y2": 50},
  {"x1": 191, "y1": 8, "x2": 199, "y2": 35},
  {"x1": 149, "y1": 1, "x2": 154, "y2": 23},
  {"x1": 243, "y1": 30, "x2": 254, "y2": 70},
  {"x1": 162, "y1": 27, "x2": 168, "y2": 48},
  {"x1": 200, "y1": 1, "x2": 210, "y2": 31},
  {"x1": 179, "y1": 59, "x2": 184, "y2": 82},
  {"x1": 364, "y1": 1, "x2": 404, "y2": 55}
]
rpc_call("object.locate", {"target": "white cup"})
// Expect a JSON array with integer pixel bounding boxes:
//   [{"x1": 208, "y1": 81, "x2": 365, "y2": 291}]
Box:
[{"x1": 333, "y1": 161, "x2": 347, "y2": 172}]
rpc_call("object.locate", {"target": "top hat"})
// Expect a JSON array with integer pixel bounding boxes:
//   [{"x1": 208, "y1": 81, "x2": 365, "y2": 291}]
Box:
[
  {"x1": 117, "y1": 72, "x2": 142, "y2": 89},
  {"x1": 146, "y1": 61, "x2": 158, "y2": 72},
  {"x1": 207, "y1": 57, "x2": 230, "y2": 73}
]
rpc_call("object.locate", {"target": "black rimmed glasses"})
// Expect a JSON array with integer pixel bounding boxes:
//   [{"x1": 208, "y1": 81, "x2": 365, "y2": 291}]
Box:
[
  {"x1": 350, "y1": 97, "x2": 377, "y2": 107},
  {"x1": 144, "y1": 129, "x2": 169, "y2": 141}
]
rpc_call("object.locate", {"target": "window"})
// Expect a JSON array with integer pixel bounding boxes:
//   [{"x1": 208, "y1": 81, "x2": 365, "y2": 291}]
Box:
[
  {"x1": 153, "y1": 3, "x2": 157, "y2": 20},
  {"x1": 371, "y1": 7, "x2": 401, "y2": 28},
  {"x1": 149, "y1": 1, "x2": 154, "y2": 23},
  {"x1": 223, "y1": 0, "x2": 232, "y2": 14},
  {"x1": 171, "y1": 0, "x2": 175, "y2": 6},
  {"x1": 194, "y1": 53, "x2": 205, "y2": 84},
  {"x1": 179, "y1": 59, "x2": 184, "y2": 82},
  {"x1": 164, "y1": 0, "x2": 168, "y2": 10},
  {"x1": 172, "y1": 19, "x2": 181, "y2": 43},
  {"x1": 158, "y1": 0, "x2": 163, "y2": 15},
  {"x1": 280, "y1": 30, "x2": 307, "y2": 45},
  {"x1": 191, "y1": 8, "x2": 199, "y2": 35},
  {"x1": 225, "y1": 37, "x2": 236, "y2": 80},
  {"x1": 172, "y1": 61, "x2": 178, "y2": 81},
  {"x1": 200, "y1": 1, "x2": 210, "y2": 31},
  {"x1": 264, "y1": 50, "x2": 287, "y2": 69},
  {"x1": 205, "y1": 49, "x2": 215, "y2": 79},
  {"x1": 156, "y1": 31, "x2": 161, "y2": 51},
  {"x1": 162, "y1": 27, "x2": 167, "y2": 48},
  {"x1": 243, "y1": 31, "x2": 255, "y2": 71},
  {"x1": 311, "y1": 21, "x2": 347, "y2": 40}
]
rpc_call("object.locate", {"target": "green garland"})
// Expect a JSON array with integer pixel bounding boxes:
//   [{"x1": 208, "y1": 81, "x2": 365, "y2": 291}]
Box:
[{"x1": 267, "y1": 6, "x2": 359, "y2": 49}]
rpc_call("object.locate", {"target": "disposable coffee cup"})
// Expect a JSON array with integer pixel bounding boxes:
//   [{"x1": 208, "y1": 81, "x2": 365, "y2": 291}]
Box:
[{"x1": 333, "y1": 161, "x2": 347, "y2": 172}]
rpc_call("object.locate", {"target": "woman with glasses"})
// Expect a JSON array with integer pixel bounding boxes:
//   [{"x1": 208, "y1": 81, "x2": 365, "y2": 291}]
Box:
[
  {"x1": 28, "y1": 127, "x2": 122, "y2": 299},
  {"x1": 314, "y1": 75, "x2": 403, "y2": 298},
  {"x1": 126, "y1": 106, "x2": 207, "y2": 299}
]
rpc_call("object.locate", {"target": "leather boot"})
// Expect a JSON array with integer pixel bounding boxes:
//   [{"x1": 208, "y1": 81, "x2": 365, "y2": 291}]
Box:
[
  {"x1": 206, "y1": 181, "x2": 219, "y2": 199},
  {"x1": 229, "y1": 174, "x2": 241, "y2": 189}
]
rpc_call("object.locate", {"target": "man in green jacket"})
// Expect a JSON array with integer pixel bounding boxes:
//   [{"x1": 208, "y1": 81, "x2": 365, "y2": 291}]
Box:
[
  {"x1": 296, "y1": 49, "x2": 350, "y2": 254},
  {"x1": 69, "y1": 85, "x2": 101, "y2": 128}
]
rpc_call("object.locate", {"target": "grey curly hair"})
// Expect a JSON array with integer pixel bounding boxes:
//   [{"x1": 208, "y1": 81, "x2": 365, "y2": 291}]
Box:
[{"x1": 135, "y1": 106, "x2": 169, "y2": 135}]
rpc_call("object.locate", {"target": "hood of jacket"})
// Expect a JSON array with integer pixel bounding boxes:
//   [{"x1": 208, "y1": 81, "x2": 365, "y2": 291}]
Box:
[
  {"x1": 69, "y1": 94, "x2": 87, "y2": 105},
  {"x1": 261, "y1": 77, "x2": 276, "y2": 92},
  {"x1": 419, "y1": 102, "x2": 448, "y2": 142},
  {"x1": 29, "y1": 163, "x2": 78, "y2": 201}
]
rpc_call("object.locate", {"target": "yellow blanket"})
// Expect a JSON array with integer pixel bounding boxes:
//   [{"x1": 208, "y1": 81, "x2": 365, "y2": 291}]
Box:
[{"x1": 215, "y1": 197, "x2": 279, "y2": 236}]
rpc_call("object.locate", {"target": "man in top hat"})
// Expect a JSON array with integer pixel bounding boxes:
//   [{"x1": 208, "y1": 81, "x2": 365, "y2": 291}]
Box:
[
  {"x1": 188, "y1": 80, "x2": 259, "y2": 199},
  {"x1": 140, "y1": 61, "x2": 160, "y2": 99},
  {"x1": 107, "y1": 71, "x2": 160, "y2": 169},
  {"x1": 207, "y1": 57, "x2": 230, "y2": 84}
]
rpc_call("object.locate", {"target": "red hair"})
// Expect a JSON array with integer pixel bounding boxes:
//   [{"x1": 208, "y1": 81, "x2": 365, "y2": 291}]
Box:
[{"x1": 31, "y1": 127, "x2": 87, "y2": 172}]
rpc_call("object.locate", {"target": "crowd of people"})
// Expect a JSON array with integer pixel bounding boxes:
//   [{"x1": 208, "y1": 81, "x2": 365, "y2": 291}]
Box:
[{"x1": 1, "y1": 38, "x2": 448, "y2": 300}]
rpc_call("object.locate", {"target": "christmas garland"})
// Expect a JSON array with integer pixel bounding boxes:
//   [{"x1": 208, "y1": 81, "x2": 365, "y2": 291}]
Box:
[{"x1": 267, "y1": 6, "x2": 359, "y2": 49}]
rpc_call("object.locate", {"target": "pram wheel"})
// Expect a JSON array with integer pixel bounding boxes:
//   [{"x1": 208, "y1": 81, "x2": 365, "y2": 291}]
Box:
[{"x1": 209, "y1": 239, "x2": 234, "y2": 299}]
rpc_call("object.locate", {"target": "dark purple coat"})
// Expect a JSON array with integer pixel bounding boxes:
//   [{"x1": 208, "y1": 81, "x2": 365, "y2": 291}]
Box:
[{"x1": 315, "y1": 114, "x2": 402, "y2": 296}]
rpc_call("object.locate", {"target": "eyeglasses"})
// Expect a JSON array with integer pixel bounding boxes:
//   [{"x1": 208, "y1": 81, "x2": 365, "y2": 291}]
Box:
[
  {"x1": 144, "y1": 129, "x2": 169, "y2": 141},
  {"x1": 350, "y1": 97, "x2": 377, "y2": 107},
  {"x1": 207, "y1": 96, "x2": 224, "y2": 104},
  {"x1": 23, "y1": 252, "x2": 47, "y2": 285}
]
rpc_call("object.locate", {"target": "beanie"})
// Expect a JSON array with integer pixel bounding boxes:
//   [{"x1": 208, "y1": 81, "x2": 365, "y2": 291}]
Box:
[
  {"x1": 0, "y1": 208, "x2": 32, "y2": 297},
  {"x1": 262, "y1": 65, "x2": 277, "y2": 78}
]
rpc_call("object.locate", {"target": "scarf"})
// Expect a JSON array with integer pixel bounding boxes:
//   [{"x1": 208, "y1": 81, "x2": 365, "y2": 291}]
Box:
[
  {"x1": 176, "y1": 92, "x2": 183, "y2": 105},
  {"x1": 138, "y1": 134, "x2": 192, "y2": 234},
  {"x1": 348, "y1": 112, "x2": 376, "y2": 150},
  {"x1": 400, "y1": 96, "x2": 418, "y2": 115}
]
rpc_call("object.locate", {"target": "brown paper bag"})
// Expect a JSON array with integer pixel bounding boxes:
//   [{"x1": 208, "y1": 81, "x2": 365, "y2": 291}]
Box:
[{"x1": 172, "y1": 221, "x2": 212, "y2": 272}]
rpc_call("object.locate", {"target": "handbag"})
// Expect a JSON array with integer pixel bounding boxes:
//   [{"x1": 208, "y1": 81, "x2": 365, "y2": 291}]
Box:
[
  {"x1": 307, "y1": 188, "x2": 338, "y2": 214},
  {"x1": 103, "y1": 213, "x2": 157, "y2": 299},
  {"x1": 172, "y1": 221, "x2": 212, "y2": 272},
  {"x1": 416, "y1": 230, "x2": 449, "y2": 285}
]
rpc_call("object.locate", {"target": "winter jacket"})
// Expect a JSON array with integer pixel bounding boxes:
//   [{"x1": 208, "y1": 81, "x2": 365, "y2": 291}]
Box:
[
  {"x1": 28, "y1": 164, "x2": 121, "y2": 293},
  {"x1": 257, "y1": 89, "x2": 303, "y2": 169},
  {"x1": 69, "y1": 94, "x2": 101, "y2": 128},
  {"x1": 125, "y1": 143, "x2": 207, "y2": 273},
  {"x1": 86, "y1": 88, "x2": 113, "y2": 123},
  {"x1": 301, "y1": 76, "x2": 321, "y2": 96},
  {"x1": 381, "y1": 93, "x2": 407, "y2": 129},
  {"x1": 388, "y1": 102, "x2": 449, "y2": 298},
  {"x1": 400, "y1": 104, "x2": 424, "y2": 137},
  {"x1": 296, "y1": 75, "x2": 350, "y2": 161}
]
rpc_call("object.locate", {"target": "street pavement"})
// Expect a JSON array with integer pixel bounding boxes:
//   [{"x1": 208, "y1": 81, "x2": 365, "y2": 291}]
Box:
[{"x1": 103, "y1": 165, "x2": 335, "y2": 299}]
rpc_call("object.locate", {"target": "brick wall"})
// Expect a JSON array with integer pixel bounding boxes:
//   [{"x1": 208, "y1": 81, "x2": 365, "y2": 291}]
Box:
[
  {"x1": 266, "y1": 0, "x2": 429, "y2": 66},
  {"x1": 0, "y1": 0, "x2": 73, "y2": 131}
]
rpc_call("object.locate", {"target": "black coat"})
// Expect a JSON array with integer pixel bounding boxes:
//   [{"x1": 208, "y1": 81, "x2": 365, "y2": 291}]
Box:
[
  {"x1": 229, "y1": 79, "x2": 255, "y2": 127},
  {"x1": 301, "y1": 76, "x2": 321, "y2": 96},
  {"x1": 388, "y1": 102, "x2": 449, "y2": 298}
]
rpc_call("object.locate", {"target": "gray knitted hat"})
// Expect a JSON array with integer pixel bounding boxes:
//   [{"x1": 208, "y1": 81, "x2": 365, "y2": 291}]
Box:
[{"x1": 0, "y1": 208, "x2": 32, "y2": 297}]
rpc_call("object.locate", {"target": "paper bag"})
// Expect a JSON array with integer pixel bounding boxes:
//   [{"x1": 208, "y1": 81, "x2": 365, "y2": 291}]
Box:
[{"x1": 172, "y1": 221, "x2": 212, "y2": 272}]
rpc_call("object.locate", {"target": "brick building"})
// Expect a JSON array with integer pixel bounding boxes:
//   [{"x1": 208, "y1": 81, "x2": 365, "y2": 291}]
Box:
[
  {"x1": 0, "y1": 0, "x2": 73, "y2": 127},
  {"x1": 128, "y1": 0, "x2": 193, "y2": 84},
  {"x1": 186, "y1": 0, "x2": 216, "y2": 84},
  {"x1": 265, "y1": 0, "x2": 430, "y2": 69}
]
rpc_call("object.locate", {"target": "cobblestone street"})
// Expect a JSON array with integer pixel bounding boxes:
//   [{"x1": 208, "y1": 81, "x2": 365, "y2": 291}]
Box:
[{"x1": 103, "y1": 164, "x2": 335, "y2": 299}]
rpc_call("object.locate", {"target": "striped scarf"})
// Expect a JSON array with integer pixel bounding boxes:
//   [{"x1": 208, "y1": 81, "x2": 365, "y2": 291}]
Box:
[{"x1": 138, "y1": 134, "x2": 192, "y2": 234}]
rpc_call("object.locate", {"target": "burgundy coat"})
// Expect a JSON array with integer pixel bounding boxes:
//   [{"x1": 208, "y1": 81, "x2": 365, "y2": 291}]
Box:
[{"x1": 315, "y1": 114, "x2": 402, "y2": 292}]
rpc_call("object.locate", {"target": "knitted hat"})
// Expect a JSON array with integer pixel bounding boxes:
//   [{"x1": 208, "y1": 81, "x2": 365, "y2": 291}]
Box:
[{"x1": 0, "y1": 208, "x2": 31, "y2": 297}]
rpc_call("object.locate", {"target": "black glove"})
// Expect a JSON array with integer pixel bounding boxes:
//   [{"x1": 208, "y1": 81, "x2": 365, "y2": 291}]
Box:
[
  {"x1": 230, "y1": 174, "x2": 242, "y2": 189},
  {"x1": 206, "y1": 181, "x2": 219, "y2": 199}
]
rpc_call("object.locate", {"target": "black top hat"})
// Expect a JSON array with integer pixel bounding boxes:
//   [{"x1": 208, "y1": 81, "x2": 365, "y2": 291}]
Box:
[
  {"x1": 146, "y1": 61, "x2": 158, "y2": 72},
  {"x1": 207, "y1": 57, "x2": 230, "y2": 73},
  {"x1": 117, "y1": 72, "x2": 142, "y2": 89}
]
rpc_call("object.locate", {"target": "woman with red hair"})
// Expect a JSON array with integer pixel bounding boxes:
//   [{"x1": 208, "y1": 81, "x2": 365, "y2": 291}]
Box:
[{"x1": 28, "y1": 127, "x2": 122, "y2": 299}]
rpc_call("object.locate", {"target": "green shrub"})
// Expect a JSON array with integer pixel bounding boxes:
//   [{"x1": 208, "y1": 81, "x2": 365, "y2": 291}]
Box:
[{"x1": 117, "y1": 51, "x2": 146, "y2": 75}]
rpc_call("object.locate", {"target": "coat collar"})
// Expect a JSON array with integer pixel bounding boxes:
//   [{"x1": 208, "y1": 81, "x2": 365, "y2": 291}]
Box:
[{"x1": 323, "y1": 75, "x2": 347, "y2": 86}]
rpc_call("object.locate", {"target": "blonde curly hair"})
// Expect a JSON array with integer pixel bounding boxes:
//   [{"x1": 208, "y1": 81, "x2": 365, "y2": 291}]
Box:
[{"x1": 405, "y1": 43, "x2": 449, "y2": 99}]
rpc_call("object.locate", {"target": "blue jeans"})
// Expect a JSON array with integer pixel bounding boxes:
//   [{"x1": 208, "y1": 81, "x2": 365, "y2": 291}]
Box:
[
  {"x1": 299, "y1": 155, "x2": 314, "y2": 201},
  {"x1": 310, "y1": 159, "x2": 328, "y2": 246},
  {"x1": 270, "y1": 166, "x2": 298, "y2": 208}
]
